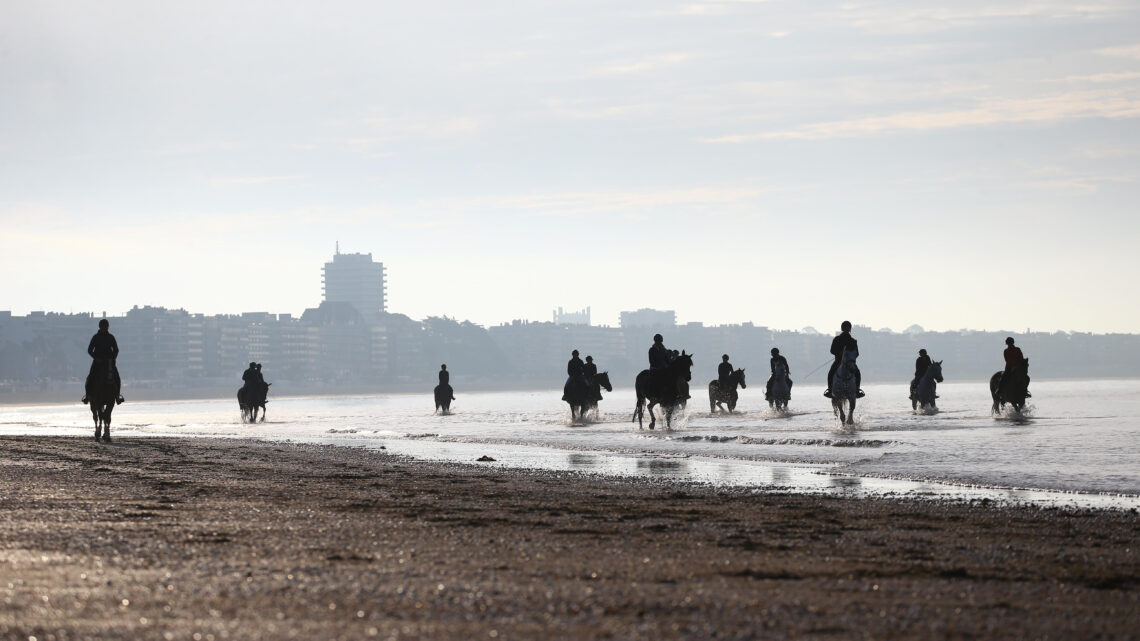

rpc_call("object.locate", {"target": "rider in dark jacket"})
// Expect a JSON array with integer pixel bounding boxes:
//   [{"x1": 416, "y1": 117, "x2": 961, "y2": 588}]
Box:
[
  {"x1": 766, "y1": 348, "x2": 792, "y2": 399},
  {"x1": 825, "y1": 320, "x2": 863, "y2": 398},
  {"x1": 718, "y1": 355, "x2": 733, "y2": 389},
  {"x1": 242, "y1": 361, "x2": 263, "y2": 388},
  {"x1": 648, "y1": 334, "x2": 670, "y2": 370},
  {"x1": 83, "y1": 319, "x2": 124, "y2": 404},
  {"x1": 564, "y1": 350, "x2": 587, "y2": 401},
  {"x1": 1001, "y1": 337, "x2": 1031, "y2": 398},
  {"x1": 583, "y1": 355, "x2": 601, "y2": 401},
  {"x1": 911, "y1": 349, "x2": 932, "y2": 399},
  {"x1": 438, "y1": 363, "x2": 455, "y2": 401},
  {"x1": 914, "y1": 349, "x2": 932, "y2": 382}
]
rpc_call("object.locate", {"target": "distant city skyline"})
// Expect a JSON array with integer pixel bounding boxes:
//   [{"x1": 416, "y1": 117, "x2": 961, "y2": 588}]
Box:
[{"x1": 2, "y1": 2, "x2": 1138, "y2": 334}]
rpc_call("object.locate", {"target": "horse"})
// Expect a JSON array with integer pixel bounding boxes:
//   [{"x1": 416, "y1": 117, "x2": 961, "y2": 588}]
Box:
[
  {"x1": 990, "y1": 358, "x2": 1030, "y2": 414},
  {"x1": 565, "y1": 371, "x2": 613, "y2": 422},
  {"x1": 768, "y1": 362, "x2": 791, "y2": 411},
  {"x1": 86, "y1": 359, "x2": 120, "y2": 442},
  {"x1": 708, "y1": 368, "x2": 746, "y2": 413},
  {"x1": 435, "y1": 383, "x2": 455, "y2": 415},
  {"x1": 831, "y1": 350, "x2": 859, "y2": 425},
  {"x1": 911, "y1": 361, "x2": 944, "y2": 411},
  {"x1": 237, "y1": 382, "x2": 270, "y2": 423},
  {"x1": 633, "y1": 351, "x2": 694, "y2": 430}
]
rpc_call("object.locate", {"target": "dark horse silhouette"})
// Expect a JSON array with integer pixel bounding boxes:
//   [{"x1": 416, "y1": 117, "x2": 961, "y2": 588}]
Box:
[
  {"x1": 238, "y1": 382, "x2": 270, "y2": 423},
  {"x1": 831, "y1": 350, "x2": 859, "y2": 425},
  {"x1": 435, "y1": 383, "x2": 454, "y2": 415},
  {"x1": 768, "y1": 361, "x2": 791, "y2": 411},
  {"x1": 86, "y1": 359, "x2": 120, "y2": 442},
  {"x1": 565, "y1": 371, "x2": 612, "y2": 423},
  {"x1": 990, "y1": 358, "x2": 1030, "y2": 414},
  {"x1": 633, "y1": 351, "x2": 694, "y2": 430},
  {"x1": 708, "y1": 368, "x2": 746, "y2": 413},
  {"x1": 911, "y1": 360, "x2": 944, "y2": 411}
]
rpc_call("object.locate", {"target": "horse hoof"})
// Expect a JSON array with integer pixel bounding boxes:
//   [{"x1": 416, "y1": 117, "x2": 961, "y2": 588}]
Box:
[{"x1": 102, "y1": 436, "x2": 111, "y2": 443}]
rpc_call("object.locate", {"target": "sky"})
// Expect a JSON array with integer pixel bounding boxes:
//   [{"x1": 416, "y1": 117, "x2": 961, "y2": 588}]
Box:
[{"x1": 2, "y1": 0, "x2": 1139, "y2": 333}]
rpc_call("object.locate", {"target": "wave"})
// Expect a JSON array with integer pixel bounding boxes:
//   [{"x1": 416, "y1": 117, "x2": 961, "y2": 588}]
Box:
[{"x1": 661, "y1": 434, "x2": 902, "y2": 448}]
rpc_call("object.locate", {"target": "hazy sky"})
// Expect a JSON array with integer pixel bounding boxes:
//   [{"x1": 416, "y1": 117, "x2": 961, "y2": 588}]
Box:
[{"x1": 2, "y1": 1, "x2": 1138, "y2": 333}]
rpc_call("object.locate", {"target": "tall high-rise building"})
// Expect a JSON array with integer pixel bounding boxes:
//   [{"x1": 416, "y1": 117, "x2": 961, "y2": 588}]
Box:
[{"x1": 322, "y1": 248, "x2": 387, "y2": 319}]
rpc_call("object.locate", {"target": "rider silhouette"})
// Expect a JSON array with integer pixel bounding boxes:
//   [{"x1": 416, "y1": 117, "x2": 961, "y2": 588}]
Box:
[
  {"x1": 911, "y1": 349, "x2": 933, "y2": 399},
  {"x1": 439, "y1": 363, "x2": 455, "y2": 400},
  {"x1": 718, "y1": 354, "x2": 733, "y2": 389},
  {"x1": 914, "y1": 349, "x2": 932, "y2": 382},
  {"x1": 583, "y1": 355, "x2": 602, "y2": 401},
  {"x1": 1001, "y1": 337, "x2": 1031, "y2": 398},
  {"x1": 766, "y1": 347, "x2": 792, "y2": 400},
  {"x1": 242, "y1": 361, "x2": 263, "y2": 390},
  {"x1": 824, "y1": 321, "x2": 863, "y2": 398},
  {"x1": 82, "y1": 319, "x2": 124, "y2": 405},
  {"x1": 564, "y1": 350, "x2": 587, "y2": 401},
  {"x1": 648, "y1": 334, "x2": 669, "y2": 370}
]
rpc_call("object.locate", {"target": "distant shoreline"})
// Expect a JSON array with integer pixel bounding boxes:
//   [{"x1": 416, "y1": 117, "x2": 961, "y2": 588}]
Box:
[{"x1": 3, "y1": 376, "x2": 1138, "y2": 406}]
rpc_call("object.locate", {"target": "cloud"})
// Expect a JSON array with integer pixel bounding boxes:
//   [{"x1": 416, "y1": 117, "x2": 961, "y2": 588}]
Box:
[
  {"x1": 1060, "y1": 71, "x2": 1140, "y2": 84},
  {"x1": 834, "y1": 2, "x2": 1131, "y2": 34},
  {"x1": 1098, "y1": 44, "x2": 1140, "y2": 60},
  {"x1": 702, "y1": 89, "x2": 1140, "y2": 142},
  {"x1": 209, "y1": 175, "x2": 303, "y2": 187},
  {"x1": 428, "y1": 185, "x2": 785, "y2": 219},
  {"x1": 595, "y1": 53, "x2": 693, "y2": 75}
]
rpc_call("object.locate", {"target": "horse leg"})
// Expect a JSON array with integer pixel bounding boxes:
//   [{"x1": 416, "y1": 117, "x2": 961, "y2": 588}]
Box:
[
  {"x1": 847, "y1": 398, "x2": 856, "y2": 425},
  {"x1": 647, "y1": 400, "x2": 657, "y2": 430},
  {"x1": 92, "y1": 407, "x2": 101, "y2": 441}
]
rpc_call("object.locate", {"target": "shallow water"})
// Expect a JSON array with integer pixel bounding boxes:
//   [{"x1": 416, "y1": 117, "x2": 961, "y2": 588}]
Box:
[{"x1": 3, "y1": 379, "x2": 1138, "y2": 509}]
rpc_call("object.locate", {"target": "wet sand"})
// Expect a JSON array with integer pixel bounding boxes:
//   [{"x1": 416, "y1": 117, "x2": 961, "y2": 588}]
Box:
[{"x1": 0, "y1": 436, "x2": 1136, "y2": 640}]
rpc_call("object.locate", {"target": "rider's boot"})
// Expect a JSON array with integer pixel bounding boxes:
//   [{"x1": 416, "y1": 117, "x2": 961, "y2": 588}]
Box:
[
  {"x1": 117, "y1": 395, "x2": 125, "y2": 404},
  {"x1": 857, "y1": 389, "x2": 866, "y2": 398},
  {"x1": 81, "y1": 395, "x2": 88, "y2": 404},
  {"x1": 823, "y1": 389, "x2": 832, "y2": 398}
]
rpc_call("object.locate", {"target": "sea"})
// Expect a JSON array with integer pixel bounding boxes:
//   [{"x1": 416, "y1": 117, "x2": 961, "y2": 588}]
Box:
[{"x1": 3, "y1": 379, "x2": 1138, "y2": 510}]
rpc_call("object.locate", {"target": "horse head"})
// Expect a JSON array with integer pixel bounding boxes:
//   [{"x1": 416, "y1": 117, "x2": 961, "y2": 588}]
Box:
[
  {"x1": 598, "y1": 371, "x2": 613, "y2": 392},
  {"x1": 671, "y1": 351, "x2": 694, "y2": 377},
  {"x1": 931, "y1": 360, "x2": 944, "y2": 383},
  {"x1": 735, "y1": 368, "x2": 746, "y2": 388}
]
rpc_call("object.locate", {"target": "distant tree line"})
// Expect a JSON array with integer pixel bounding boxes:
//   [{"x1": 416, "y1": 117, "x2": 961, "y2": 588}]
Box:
[{"x1": 2, "y1": 309, "x2": 1137, "y2": 392}]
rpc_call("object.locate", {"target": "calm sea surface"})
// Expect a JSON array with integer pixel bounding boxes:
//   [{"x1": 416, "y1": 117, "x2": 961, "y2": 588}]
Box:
[{"x1": 3, "y1": 379, "x2": 1138, "y2": 509}]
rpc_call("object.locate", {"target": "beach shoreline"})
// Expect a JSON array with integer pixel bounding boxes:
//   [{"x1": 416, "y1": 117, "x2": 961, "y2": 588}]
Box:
[{"x1": 1, "y1": 436, "x2": 1137, "y2": 639}]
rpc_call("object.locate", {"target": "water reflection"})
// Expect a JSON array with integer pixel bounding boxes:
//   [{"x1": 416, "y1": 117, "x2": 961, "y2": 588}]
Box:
[
  {"x1": 567, "y1": 453, "x2": 599, "y2": 468},
  {"x1": 636, "y1": 459, "x2": 686, "y2": 475},
  {"x1": 829, "y1": 476, "x2": 862, "y2": 489}
]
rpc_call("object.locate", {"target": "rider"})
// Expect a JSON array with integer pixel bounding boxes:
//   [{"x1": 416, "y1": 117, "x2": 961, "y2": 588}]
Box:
[
  {"x1": 911, "y1": 348, "x2": 932, "y2": 398},
  {"x1": 564, "y1": 349, "x2": 587, "y2": 401},
  {"x1": 824, "y1": 320, "x2": 863, "y2": 398},
  {"x1": 1001, "y1": 337, "x2": 1031, "y2": 398},
  {"x1": 82, "y1": 318, "x2": 124, "y2": 405},
  {"x1": 766, "y1": 347, "x2": 792, "y2": 400},
  {"x1": 648, "y1": 334, "x2": 669, "y2": 370},
  {"x1": 718, "y1": 354, "x2": 733, "y2": 390},
  {"x1": 242, "y1": 361, "x2": 263, "y2": 391},
  {"x1": 583, "y1": 355, "x2": 602, "y2": 401},
  {"x1": 439, "y1": 363, "x2": 455, "y2": 400}
]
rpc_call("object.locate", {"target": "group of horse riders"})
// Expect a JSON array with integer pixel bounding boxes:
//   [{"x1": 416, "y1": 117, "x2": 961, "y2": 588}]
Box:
[
  {"x1": 563, "y1": 350, "x2": 604, "y2": 403},
  {"x1": 77, "y1": 318, "x2": 1031, "y2": 411},
  {"x1": 632, "y1": 320, "x2": 1032, "y2": 409}
]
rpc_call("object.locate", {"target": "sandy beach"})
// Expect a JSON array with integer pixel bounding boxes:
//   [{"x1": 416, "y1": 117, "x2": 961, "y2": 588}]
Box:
[{"x1": 0, "y1": 436, "x2": 1136, "y2": 640}]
